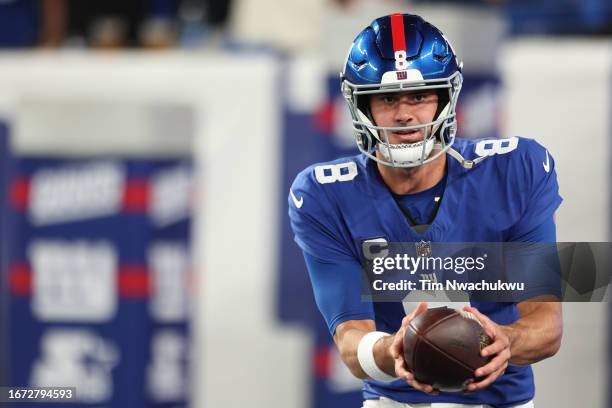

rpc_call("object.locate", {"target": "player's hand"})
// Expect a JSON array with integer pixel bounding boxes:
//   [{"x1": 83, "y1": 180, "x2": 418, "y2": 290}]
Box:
[
  {"x1": 462, "y1": 306, "x2": 512, "y2": 393},
  {"x1": 390, "y1": 302, "x2": 438, "y2": 395}
]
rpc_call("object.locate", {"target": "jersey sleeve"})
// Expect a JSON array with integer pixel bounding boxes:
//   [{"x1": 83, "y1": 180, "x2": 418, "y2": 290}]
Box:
[
  {"x1": 288, "y1": 167, "x2": 357, "y2": 262},
  {"x1": 508, "y1": 139, "x2": 563, "y2": 239},
  {"x1": 509, "y1": 216, "x2": 557, "y2": 243},
  {"x1": 303, "y1": 252, "x2": 375, "y2": 335},
  {"x1": 505, "y1": 218, "x2": 563, "y2": 301},
  {"x1": 288, "y1": 166, "x2": 373, "y2": 335}
]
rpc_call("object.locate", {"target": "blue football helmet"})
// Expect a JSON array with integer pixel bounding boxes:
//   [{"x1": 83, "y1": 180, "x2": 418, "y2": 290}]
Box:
[{"x1": 341, "y1": 13, "x2": 463, "y2": 167}]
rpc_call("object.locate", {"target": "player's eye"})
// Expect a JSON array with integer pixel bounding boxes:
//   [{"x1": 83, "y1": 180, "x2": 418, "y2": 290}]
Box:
[
  {"x1": 412, "y1": 93, "x2": 427, "y2": 102},
  {"x1": 381, "y1": 95, "x2": 396, "y2": 104}
]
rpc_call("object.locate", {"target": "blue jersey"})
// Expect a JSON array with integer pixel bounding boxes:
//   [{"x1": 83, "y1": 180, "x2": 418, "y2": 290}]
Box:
[{"x1": 288, "y1": 137, "x2": 562, "y2": 407}]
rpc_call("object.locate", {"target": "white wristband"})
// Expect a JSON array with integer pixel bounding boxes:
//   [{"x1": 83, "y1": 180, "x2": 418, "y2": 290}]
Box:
[{"x1": 357, "y1": 331, "x2": 398, "y2": 382}]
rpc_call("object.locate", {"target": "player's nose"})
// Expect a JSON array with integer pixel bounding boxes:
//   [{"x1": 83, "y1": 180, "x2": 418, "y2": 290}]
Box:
[{"x1": 394, "y1": 101, "x2": 416, "y2": 124}]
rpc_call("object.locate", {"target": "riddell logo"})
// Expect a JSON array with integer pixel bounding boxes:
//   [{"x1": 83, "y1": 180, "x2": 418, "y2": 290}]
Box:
[{"x1": 396, "y1": 71, "x2": 407, "y2": 80}]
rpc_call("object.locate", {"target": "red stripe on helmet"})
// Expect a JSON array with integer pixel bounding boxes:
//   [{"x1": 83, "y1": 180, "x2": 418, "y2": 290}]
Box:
[{"x1": 390, "y1": 13, "x2": 406, "y2": 53}]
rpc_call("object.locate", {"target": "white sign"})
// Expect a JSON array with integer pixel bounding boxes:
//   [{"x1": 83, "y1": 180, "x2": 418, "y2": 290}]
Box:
[
  {"x1": 149, "y1": 165, "x2": 192, "y2": 227},
  {"x1": 147, "y1": 330, "x2": 188, "y2": 402},
  {"x1": 29, "y1": 161, "x2": 125, "y2": 225},
  {"x1": 31, "y1": 240, "x2": 117, "y2": 322},
  {"x1": 148, "y1": 242, "x2": 190, "y2": 322}
]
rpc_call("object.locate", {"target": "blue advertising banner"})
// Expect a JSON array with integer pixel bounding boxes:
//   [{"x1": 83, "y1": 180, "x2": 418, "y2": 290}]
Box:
[{"x1": 4, "y1": 157, "x2": 192, "y2": 408}]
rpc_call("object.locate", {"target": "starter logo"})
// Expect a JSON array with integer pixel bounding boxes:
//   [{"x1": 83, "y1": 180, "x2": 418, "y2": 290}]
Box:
[{"x1": 30, "y1": 330, "x2": 119, "y2": 403}]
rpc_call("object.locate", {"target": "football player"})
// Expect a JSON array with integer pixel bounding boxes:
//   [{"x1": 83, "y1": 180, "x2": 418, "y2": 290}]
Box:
[{"x1": 288, "y1": 13, "x2": 563, "y2": 408}]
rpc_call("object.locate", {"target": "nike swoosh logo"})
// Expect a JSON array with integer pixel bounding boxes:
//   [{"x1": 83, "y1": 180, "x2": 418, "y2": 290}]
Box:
[
  {"x1": 543, "y1": 150, "x2": 550, "y2": 173},
  {"x1": 290, "y1": 189, "x2": 304, "y2": 208}
]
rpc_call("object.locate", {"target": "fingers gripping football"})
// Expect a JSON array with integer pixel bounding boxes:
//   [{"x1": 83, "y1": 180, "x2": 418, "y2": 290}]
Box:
[
  {"x1": 389, "y1": 302, "x2": 438, "y2": 394},
  {"x1": 463, "y1": 306, "x2": 512, "y2": 392}
]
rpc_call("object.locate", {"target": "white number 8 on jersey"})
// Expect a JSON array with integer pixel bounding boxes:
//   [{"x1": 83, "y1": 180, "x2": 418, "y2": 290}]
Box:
[
  {"x1": 475, "y1": 137, "x2": 519, "y2": 157},
  {"x1": 314, "y1": 162, "x2": 358, "y2": 184}
]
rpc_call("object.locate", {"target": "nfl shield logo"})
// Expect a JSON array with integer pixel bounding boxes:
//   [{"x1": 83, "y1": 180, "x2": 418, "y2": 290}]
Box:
[
  {"x1": 415, "y1": 240, "x2": 432, "y2": 257},
  {"x1": 396, "y1": 71, "x2": 408, "y2": 80}
]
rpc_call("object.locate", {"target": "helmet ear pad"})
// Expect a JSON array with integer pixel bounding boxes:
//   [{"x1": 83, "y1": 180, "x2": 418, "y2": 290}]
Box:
[
  {"x1": 435, "y1": 89, "x2": 450, "y2": 120},
  {"x1": 433, "y1": 88, "x2": 451, "y2": 142},
  {"x1": 355, "y1": 95, "x2": 379, "y2": 149}
]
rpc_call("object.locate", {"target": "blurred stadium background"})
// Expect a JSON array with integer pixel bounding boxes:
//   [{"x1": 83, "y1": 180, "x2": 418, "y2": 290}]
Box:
[{"x1": 0, "y1": 0, "x2": 610, "y2": 407}]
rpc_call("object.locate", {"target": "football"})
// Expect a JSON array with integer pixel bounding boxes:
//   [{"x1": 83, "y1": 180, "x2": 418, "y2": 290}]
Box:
[{"x1": 403, "y1": 307, "x2": 493, "y2": 391}]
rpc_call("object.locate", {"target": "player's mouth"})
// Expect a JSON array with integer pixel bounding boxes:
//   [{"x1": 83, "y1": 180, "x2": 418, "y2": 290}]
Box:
[{"x1": 391, "y1": 129, "x2": 422, "y2": 143}]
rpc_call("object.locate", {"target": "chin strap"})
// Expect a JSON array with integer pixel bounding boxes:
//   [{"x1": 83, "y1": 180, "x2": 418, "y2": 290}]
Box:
[{"x1": 447, "y1": 147, "x2": 488, "y2": 169}]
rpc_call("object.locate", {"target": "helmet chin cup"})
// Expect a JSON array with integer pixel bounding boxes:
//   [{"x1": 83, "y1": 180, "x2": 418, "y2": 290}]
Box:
[{"x1": 377, "y1": 138, "x2": 435, "y2": 166}]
